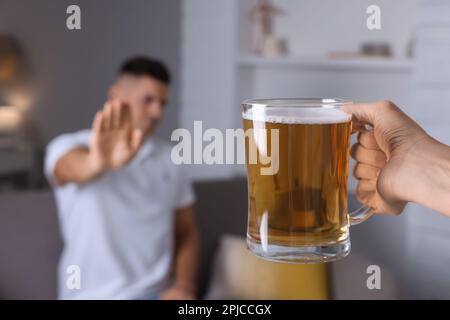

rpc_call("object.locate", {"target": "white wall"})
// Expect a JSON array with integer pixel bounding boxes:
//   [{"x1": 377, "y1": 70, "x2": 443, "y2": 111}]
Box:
[
  {"x1": 404, "y1": 0, "x2": 450, "y2": 299},
  {"x1": 239, "y1": 0, "x2": 419, "y2": 58},
  {"x1": 0, "y1": 0, "x2": 181, "y2": 143},
  {"x1": 180, "y1": 0, "x2": 240, "y2": 180}
]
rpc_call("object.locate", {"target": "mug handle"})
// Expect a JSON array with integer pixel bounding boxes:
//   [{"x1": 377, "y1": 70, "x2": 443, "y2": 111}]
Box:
[
  {"x1": 349, "y1": 206, "x2": 374, "y2": 225},
  {"x1": 348, "y1": 124, "x2": 375, "y2": 225}
]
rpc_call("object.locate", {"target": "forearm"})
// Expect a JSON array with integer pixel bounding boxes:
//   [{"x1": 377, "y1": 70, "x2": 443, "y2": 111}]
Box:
[
  {"x1": 406, "y1": 138, "x2": 450, "y2": 216},
  {"x1": 173, "y1": 226, "x2": 199, "y2": 295},
  {"x1": 53, "y1": 148, "x2": 105, "y2": 186}
]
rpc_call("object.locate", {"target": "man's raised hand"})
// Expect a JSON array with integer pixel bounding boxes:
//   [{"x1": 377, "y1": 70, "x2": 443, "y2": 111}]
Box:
[{"x1": 88, "y1": 100, "x2": 144, "y2": 173}]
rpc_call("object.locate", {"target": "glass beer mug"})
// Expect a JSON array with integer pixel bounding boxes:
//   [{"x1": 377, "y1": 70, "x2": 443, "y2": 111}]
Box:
[{"x1": 242, "y1": 98, "x2": 373, "y2": 263}]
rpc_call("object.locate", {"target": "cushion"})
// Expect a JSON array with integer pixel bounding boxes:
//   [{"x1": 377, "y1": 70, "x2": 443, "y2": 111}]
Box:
[{"x1": 205, "y1": 234, "x2": 330, "y2": 299}]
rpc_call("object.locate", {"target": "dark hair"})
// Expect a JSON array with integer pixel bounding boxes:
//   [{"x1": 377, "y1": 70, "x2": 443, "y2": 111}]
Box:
[{"x1": 119, "y1": 56, "x2": 171, "y2": 84}]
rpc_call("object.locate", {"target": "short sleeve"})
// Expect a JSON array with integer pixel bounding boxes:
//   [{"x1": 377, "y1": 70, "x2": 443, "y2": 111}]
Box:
[
  {"x1": 44, "y1": 129, "x2": 91, "y2": 186},
  {"x1": 174, "y1": 165, "x2": 196, "y2": 209}
]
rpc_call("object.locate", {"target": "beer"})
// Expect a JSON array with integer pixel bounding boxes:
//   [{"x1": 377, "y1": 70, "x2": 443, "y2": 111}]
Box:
[{"x1": 242, "y1": 102, "x2": 353, "y2": 262}]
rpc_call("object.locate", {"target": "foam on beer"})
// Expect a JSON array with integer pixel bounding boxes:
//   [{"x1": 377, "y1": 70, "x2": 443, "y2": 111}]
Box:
[{"x1": 242, "y1": 107, "x2": 351, "y2": 124}]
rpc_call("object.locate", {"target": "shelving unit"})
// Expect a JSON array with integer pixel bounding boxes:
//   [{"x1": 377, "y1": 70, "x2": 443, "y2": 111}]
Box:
[{"x1": 237, "y1": 56, "x2": 414, "y2": 72}]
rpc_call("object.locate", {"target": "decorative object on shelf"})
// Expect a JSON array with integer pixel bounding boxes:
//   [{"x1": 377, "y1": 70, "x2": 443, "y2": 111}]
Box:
[
  {"x1": 360, "y1": 42, "x2": 392, "y2": 57},
  {"x1": 249, "y1": 0, "x2": 287, "y2": 57},
  {"x1": 328, "y1": 42, "x2": 392, "y2": 60}
]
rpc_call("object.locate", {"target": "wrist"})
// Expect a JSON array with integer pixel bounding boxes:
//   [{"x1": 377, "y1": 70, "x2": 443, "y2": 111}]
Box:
[
  {"x1": 403, "y1": 135, "x2": 450, "y2": 205},
  {"x1": 86, "y1": 151, "x2": 108, "y2": 178}
]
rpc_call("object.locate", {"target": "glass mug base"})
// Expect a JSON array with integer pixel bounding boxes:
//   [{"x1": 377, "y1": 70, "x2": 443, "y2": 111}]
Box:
[{"x1": 246, "y1": 234, "x2": 351, "y2": 264}]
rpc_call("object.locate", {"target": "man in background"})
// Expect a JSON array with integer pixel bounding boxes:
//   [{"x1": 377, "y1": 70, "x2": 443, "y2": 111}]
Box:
[{"x1": 45, "y1": 56, "x2": 199, "y2": 299}]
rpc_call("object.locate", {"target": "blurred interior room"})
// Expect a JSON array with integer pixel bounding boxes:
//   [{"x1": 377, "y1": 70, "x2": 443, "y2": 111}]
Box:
[{"x1": 0, "y1": 0, "x2": 449, "y2": 299}]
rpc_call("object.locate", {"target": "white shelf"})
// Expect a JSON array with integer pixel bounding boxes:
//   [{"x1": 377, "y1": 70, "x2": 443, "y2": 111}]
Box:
[{"x1": 237, "y1": 55, "x2": 414, "y2": 73}]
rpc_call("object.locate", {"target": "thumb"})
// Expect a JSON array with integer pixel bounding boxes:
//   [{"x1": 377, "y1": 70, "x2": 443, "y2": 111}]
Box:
[{"x1": 130, "y1": 128, "x2": 144, "y2": 152}]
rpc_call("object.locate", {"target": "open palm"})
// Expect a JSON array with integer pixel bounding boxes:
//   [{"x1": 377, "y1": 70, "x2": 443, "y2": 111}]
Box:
[{"x1": 90, "y1": 100, "x2": 143, "y2": 171}]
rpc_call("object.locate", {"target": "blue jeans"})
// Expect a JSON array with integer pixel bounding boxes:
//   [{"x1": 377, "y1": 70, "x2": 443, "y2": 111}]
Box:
[{"x1": 137, "y1": 289, "x2": 164, "y2": 300}]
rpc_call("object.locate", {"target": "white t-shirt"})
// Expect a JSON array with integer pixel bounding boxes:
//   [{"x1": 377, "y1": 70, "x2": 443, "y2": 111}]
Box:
[{"x1": 44, "y1": 129, "x2": 196, "y2": 299}]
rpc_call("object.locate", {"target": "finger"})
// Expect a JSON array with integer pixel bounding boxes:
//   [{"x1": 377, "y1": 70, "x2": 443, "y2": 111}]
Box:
[
  {"x1": 102, "y1": 102, "x2": 113, "y2": 131},
  {"x1": 356, "y1": 189, "x2": 375, "y2": 206},
  {"x1": 355, "y1": 189, "x2": 402, "y2": 216},
  {"x1": 111, "y1": 100, "x2": 122, "y2": 129},
  {"x1": 119, "y1": 102, "x2": 129, "y2": 128},
  {"x1": 356, "y1": 179, "x2": 377, "y2": 193},
  {"x1": 351, "y1": 122, "x2": 367, "y2": 133},
  {"x1": 92, "y1": 111, "x2": 103, "y2": 134},
  {"x1": 130, "y1": 128, "x2": 144, "y2": 152},
  {"x1": 353, "y1": 163, "x2": 380, "y2": 180},
  {"x1": 120, "y1": 103, "x2": 132, "y2": 129},
  {"x1": 350, "y1": 143, "x2": 386, "y2": 168},
  {"x1": 378, "y1": 200, "x2": 406, "y2": 216},
  {"x1": 358, "y1": 130, "x2": 380, "y2": 150}
]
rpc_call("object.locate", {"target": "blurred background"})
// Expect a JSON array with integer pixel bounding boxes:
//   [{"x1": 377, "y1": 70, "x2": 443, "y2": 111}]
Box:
[{"x1": 0, "y1": 0, "x2": 449, "y2": 299}]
